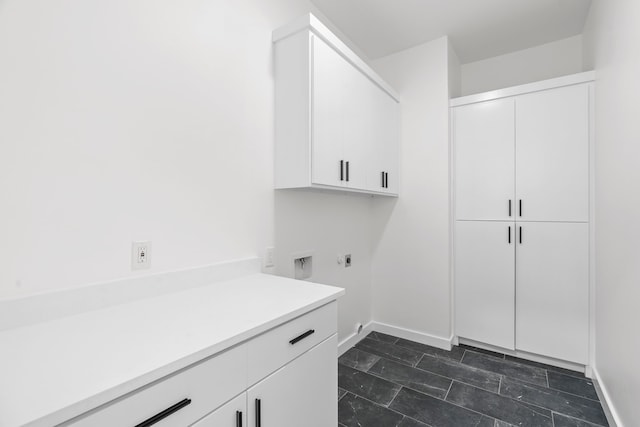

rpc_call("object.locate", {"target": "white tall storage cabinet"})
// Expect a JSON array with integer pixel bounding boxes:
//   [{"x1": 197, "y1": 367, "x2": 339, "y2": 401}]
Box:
[
  {"x1": 452, "y1": 73, "x2": 593, "y2": 366},
  {"x1": 273, "y1": 14, "x2": 400, "y2": 196}
]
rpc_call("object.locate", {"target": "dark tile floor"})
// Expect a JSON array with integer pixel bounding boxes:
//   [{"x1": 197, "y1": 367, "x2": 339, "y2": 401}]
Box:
[{"x1": 338, "y1": 332, "x2": 609, "y2": 427}]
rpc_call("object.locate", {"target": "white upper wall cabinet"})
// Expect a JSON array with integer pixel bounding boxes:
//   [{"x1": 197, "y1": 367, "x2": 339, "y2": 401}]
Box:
[
  {"x1": 273, "y1": 14, "x2": 400, "y2": 196},
  {"x1": 454, "y1": 98, "x2": 515, "y2": 220},
  {"x1": 516, "y1": 84, "x2": 589, "y2": 222}
]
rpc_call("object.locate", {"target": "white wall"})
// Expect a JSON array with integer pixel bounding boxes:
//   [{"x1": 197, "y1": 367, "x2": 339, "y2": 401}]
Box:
[
  {"x1": 461, "y1": 35, "x2": 584, "y2": 96},
  {"x1": 274, "y1": 191, "x2": 373, "y2": 345},
  {"x1": 370, "y1": 37, "x2": 452, "y2": 345},
  {"x1": 583, "y1": 2, "x2": 640, "y2": 425},
  {"x1": 0, "y1": 0, "x2": 376, "y2": 345}
]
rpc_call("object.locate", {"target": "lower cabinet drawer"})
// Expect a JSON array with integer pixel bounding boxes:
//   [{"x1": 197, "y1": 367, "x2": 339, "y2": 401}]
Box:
[
  {"x1": 247, "y1": 302, "x2": 337, "y2": 386},
  {"x1": 66, "y1": 343, "x2": 247, "y2": 427}
]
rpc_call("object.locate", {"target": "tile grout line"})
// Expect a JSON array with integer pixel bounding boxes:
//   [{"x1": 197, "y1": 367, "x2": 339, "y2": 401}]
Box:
[{"x1": 443, "y1": 380, "x2": 454, "y2": 401}]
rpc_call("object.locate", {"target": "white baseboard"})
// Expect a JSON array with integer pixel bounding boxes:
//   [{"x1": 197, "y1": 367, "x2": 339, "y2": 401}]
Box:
[
  {"x1": 338, "y1": 321, "x2": 374, "y2": 356},
  {"x1": 592, "y1": 367, "x2": 623, "y2": 427},
  {"x1": 370, "y1": 321, "x2": 453, "y2": 351}
]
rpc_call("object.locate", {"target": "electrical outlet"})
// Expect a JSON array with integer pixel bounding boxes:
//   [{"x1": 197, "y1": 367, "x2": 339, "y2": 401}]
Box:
[
  {"x1": 131, "y1": 241, "x2": 152, "y2": 270},
  {"x1": 264, "y1": 247, "x2": 275, "y2": 268},
  {"x1": 345, "y1": 254, "x2": 352, "y2": 267}
]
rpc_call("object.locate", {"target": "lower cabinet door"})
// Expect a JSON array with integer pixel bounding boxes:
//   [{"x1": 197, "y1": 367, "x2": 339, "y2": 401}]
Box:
[
  {"x1": 192, "y1": 393, "x2": 246, "y2": 427},
  {"x1": 455, "y1": 221, "x2": 515, "y2": 350},
  {"x1": 516, "y1": 222, "x2": 589, "y2": 364},
  {"x1": 247, "y1": 335, "x2": 337, "y2": 427}
]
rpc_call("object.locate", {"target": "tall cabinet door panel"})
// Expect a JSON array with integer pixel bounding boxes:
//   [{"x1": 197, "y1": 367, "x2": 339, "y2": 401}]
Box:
[
  {"x1": 367, "y1": 82, "x2": 399, "y2": 194},
  {"x1": 247, "y1": 335, "x2": 337, "y2": 427},
  {"x1": 454, "y1": 98, "x2": 515, "y2": 220},
  {"x1": 516, "y1": 85, "x2": 589, "y2": 221},
  {"x1": 516, "y1": 222, "x2": 589, "y2": 364},
  {"x1": 455, "y1": 221, "x2": 515, "y2": 350},
  {"x1": 311, "y1": 36, "x2": 346, "y2": 187},
  {"x1": 341, "y1": 64, "x2": 370, "y2": 190}
]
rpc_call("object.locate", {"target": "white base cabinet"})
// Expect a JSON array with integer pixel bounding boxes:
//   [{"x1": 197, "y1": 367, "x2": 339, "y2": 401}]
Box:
[
  {"x1": 455, "y1": 221, "x2": 515, "y2": 350},
  {"x1": 247, "y1": 335, "x2": 337, "y2": 427},
  {"x1": 516, "y1": 222, "x2": 589, "y2": 364},
  {"x1": 192, "y1": 393, "x2": 246, "y2": 427}
]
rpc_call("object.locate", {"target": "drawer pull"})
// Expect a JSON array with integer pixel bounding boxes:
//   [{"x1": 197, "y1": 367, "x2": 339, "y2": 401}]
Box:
[
  {"x1": 134, "y1": 398, "x2": 191, "y2": 427},
  {"x1": 289, "y1": 329, "x2": 315, "y2": 345},
  {"x1": 236, "y1": 410, "x2": 243, "y2": 427}
]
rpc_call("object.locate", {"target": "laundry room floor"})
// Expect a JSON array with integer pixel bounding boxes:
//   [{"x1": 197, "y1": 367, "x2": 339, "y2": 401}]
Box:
[{"x1": 338, "y1": 332, "x2": 608, "y2": 427}]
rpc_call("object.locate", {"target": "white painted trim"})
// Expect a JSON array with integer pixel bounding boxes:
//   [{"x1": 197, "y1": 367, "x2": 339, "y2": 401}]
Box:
[
  {"x1": 588, "y1": 81, "x2": 597, "y2": 376},
  {"x1": 458, "y1": 337, "x2": 585, "y2": 373},
  {"x1": 0, "y1": 257, "x2": 262, "y2": 331},
  {"x1": 450, "y1": 71, "x2": 596, "y2": 107},
  {"x1": 338, "y1": 321, "x2": 373, "y2": 356},
  {"x1": 272, "y1": 13, "x2": 400, "y2": 101},
  {"x1": 372, "y1": 322, "x2": 453, "y2": 351},
  {"x1": 592, "y1": 367, "x2": 623, "y2": 427}
]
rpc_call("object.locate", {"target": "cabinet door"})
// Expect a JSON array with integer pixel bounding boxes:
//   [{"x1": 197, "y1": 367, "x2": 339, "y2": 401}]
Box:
[
  {"x1": 192, "y1": 393, "x2": 246, "y2": 427},
  {"x1": 454, "y1": 98, "x2": 515, "y2": 220},
  {"x1": 368, "y1": 85, "x2": 399, "y2": 194},
  {"x1": 340, "y1": 62, "x2": 369, "y2": 190},
  {"x1": 516, "y1": 85, "x2": 589, "y2": 221},
  {"x1": 516, "y1": 222, "x2": 589, "y2": 364},
  {"x1": 247, "y1": 335, "x2": 337, "y2": 427},
  {"x1": 311, "y1": 36, "x2": 346, "y2": 187},
  {"x1": 455, "y1": 221, "x2": 515, "y2": 350}
]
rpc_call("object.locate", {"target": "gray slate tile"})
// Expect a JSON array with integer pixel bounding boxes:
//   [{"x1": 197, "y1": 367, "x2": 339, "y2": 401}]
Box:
[
  {"x1": 504, "y1": 355, "x2": 585, "y2": 378},
  {"x1": 339, "y1": 348, "x2": 381, "y2": 372},
  {"x1": 356, "y1": 337, "x2": 423, "y2": 367},
  {"x1": 338, "y1": 392, "x2": 404, "y2": 427},
  {"x1": 462, "y1": 351, "x2": 548, "y2": 386},
  {"x1": 367, "y1": 331, "x2": 400, "y2": 344},
  {"x1": 339, "y1": 364, "x2": 402, "y2": 406},
  {"x1": 446, "y1": 381, "x2": 552, "y2": 427},
  {"x1": 339, "y1": 387, "x2": 347, "y2": 400},
  {"x1": 398, "y1": 416, "x2": 432, "y2": 427},
  {"x1": 395, "y1": 338, "x2": 465, "y2": 362},
  {"x1": 389, "y1": 387, "x2": 494, "y2": 427},
  {"x1": 369, "y1": 357, "x2": 452, "y2": 399},
  {"x1": 547, "y1": 371, "x2": 599, "y2": 400},
  {"x1": 553, "y1": 413, "x2": 608, "y2": 427},
  {"x1": 500, "y1": 378, "x2": 608, "y2": 426},
  {"x1": 417, "y1": 353, "x2": 501, "y2": 393}
]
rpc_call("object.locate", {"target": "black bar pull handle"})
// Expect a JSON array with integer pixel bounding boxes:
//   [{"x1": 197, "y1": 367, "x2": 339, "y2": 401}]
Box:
[
  {"x1": 255, "y1": 399, "x2": 261, "y2": 427},
  {"x1": 519, "y1": 226, "x2": 522, "y2": 244},
  {"x1": 340, "y1": 160, "x2": 344, "y2": 181},
  {"x1": 346, "y1": 161, "x2": 350, "y2": 182},
  {"x1": 236, "y1": 410, "x2": 243, "y2": 427},
  {"x1": 519, "y1": 199, "x2": 522, "y2": 217},
  {"x1": 381, "y1": 171, "x2": 385, "y2": 188},
  {"x1": 508, "y1": 226, "x2": 511, "y2": 244},
  {"x1": 289, "y1": 329, "x2": 315, "y2": 345},
  {"x1": 385, "y1": 172, "x2": 389, "y2": 188},
  {"x1": 134, "y1": 398, "x2": 191, "y2": 427},
  {"x1": 509, "y1": 200, "x2": 512, "y2": 217}
]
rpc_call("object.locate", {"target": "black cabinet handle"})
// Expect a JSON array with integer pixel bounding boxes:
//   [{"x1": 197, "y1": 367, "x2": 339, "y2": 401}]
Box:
[
  {"x1": 381, "y1": 171, "x2": 385, "y2": 188},
  {"x1": 255, "y1": 399, "x2": 261, "y2": 427},
  {"x1": 508, "y1": 226, "x2": 511, "y2": 244},
  {"x1": 236, "y1": 410, "x2": 243, "y2": 427},
  {"x1": 346, "y1": 161, "x2": 350, "y2": 182},
  {"x1": 340, "y1": 160, "x2": 344, "y2": 181},
  {"x1": 289, "y1": 329, "x2": 315, "y2": 345},
  {"x1": 519, "y1": 226, "x2": 522, "y2": 244},
  {"x1": 134, "y1": 398, "x2": 191, "y2": 427},
  {"x1": 519, "y1": 199, "x2": 522, "y2": 217},
  {"x1": 385, "y1": 172, "x2": 389, "y2": 188},
  {"x1": 509, "y1": 200, "x2": 512, "y2": 217}
]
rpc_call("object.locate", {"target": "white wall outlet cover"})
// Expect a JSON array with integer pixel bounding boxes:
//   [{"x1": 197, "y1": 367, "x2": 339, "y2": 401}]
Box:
[
  {"x1": 337, "y1": 255, "x2": 345, "y2": 264},
  {"x1": 264, "y1": 247, "x2": 275, "y2": 268},
  {"x1": 131, "y1": 241, "x2": 152, "y2": 270}
]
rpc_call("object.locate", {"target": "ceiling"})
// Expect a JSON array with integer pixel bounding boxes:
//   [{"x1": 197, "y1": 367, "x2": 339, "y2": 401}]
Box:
[{"x1": 310, "y1": 0, "x2": 593, "y2": 63}]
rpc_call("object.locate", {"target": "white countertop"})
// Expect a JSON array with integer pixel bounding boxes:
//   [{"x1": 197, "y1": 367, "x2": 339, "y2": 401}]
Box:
[{"x1": 0, "y1": 274, "x2": 344, "y2": 427}]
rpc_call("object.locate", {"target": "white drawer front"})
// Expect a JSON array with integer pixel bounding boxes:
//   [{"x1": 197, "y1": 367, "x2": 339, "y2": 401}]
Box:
[
  {"x1": 66, "y1": 344, "x2": 247, "y2": 427},
  {"x1": 247, "y1": 302, "x2": 337, "y2": 386}
]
